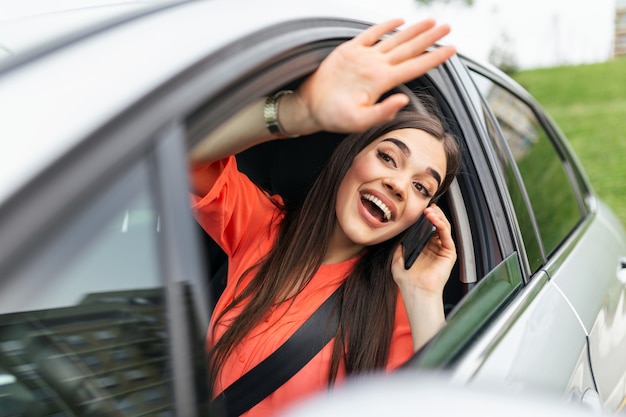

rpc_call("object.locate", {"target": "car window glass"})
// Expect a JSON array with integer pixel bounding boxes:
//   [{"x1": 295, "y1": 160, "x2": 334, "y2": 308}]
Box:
[
  {"x1": 0, "y1": 161, "x2": 175, "y2": 417},
  {"x1": 480, "y1": 100, "x2": 543, "y2": 272},
  {"x1": 470, "y1": 71, "x2": 582, "y2": 259}
]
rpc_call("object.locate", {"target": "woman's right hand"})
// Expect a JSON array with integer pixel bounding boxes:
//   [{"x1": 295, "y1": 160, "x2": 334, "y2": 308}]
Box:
[{"x1": 280, "y1": 18, "x2": 456, "y2": 136}]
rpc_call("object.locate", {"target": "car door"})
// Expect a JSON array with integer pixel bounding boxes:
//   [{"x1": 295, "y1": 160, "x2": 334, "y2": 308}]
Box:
[
  {"x1": 469, "y1": 65, "x2": 626, "y2": 413},
  {"x1": 534, "y1": 100, "x2": 626, "y2": 413},
  {"x1": 447, "y1": 60, "x2": 618, "y2": 410},
  {"x1": 0, "y1": 97, "x2": 210, "y2": 416},
  {"x1": 548, "y1": 182, "x2": 626, "y2": 413}
]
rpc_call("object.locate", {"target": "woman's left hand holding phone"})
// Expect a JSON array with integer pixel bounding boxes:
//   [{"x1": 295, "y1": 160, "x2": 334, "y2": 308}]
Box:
[{"x1": 391, "y1": 204, "x2": 457, "y2": 351}]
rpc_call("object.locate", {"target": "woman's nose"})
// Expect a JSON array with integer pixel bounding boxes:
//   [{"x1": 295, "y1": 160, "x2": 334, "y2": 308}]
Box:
[{"x1": 383, "y1": 177, "x2": 407, "y2": 200}]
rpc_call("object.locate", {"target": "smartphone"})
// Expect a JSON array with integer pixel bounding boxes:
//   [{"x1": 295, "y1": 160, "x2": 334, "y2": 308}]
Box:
[{"x1": 401, "y1": 215, "x2": 436, "y2": 269}]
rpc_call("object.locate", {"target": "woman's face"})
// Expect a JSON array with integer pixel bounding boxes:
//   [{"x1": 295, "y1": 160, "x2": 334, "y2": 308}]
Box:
[{"x1": 334, "y1": 128, "x2": 447, "y2": 248}]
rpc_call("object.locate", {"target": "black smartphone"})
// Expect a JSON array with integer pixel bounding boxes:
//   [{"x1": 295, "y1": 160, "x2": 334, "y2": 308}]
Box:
[{"x1": 401, "y1": 215, "x2": 436, "y2": 269}]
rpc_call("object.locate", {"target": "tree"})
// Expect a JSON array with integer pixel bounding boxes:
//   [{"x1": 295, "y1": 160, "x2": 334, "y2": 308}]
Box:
[{"x1": 488, "y1": 33, "x2": 519, "y2": 75}]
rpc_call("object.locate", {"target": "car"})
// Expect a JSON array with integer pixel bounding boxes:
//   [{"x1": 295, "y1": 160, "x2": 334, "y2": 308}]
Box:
[{"x1": 0, "y1": 0, "x2": 625, "y2": 416}]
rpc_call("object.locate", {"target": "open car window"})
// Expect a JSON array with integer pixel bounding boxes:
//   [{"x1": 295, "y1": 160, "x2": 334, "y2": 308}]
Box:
[{"x1": 187, "y1": 76, "x2": 480, "y2": 318}]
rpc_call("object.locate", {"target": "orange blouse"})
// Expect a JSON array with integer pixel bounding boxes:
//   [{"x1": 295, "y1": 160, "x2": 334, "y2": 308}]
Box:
[{"x1": 190, "y1": 156, "x2": 413, "y2": 417}]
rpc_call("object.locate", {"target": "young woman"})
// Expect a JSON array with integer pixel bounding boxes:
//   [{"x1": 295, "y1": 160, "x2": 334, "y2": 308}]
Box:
[{"x1": 190, "y1": 18, "x2": 459, "y2": 417}]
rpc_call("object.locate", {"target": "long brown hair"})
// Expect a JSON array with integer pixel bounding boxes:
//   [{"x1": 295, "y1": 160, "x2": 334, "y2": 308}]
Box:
[{"x1": 209, "y1": 108, "x2": 461, "y2": 386}]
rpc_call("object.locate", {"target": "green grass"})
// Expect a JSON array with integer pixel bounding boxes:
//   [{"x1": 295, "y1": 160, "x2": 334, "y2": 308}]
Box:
[{"x1": 512, "y1": 58, "x2": 626, "y2": 226}]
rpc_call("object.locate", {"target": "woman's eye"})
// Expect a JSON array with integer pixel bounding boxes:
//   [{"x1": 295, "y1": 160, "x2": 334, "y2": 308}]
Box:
[
  {"x1": 414, "y1": 182, "x2": 432, "y2": 198},
  {"x1": 377, "y1": 150, "x2": 396, "y2": 167}
]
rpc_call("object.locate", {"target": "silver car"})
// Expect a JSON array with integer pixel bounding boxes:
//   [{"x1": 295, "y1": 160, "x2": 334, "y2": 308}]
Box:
[{"x1": 0, "y1": 1, "x2": 624, "y2": 416}]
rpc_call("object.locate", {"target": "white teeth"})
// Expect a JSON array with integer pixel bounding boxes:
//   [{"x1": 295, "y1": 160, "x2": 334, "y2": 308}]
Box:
[{"x1": 362, "y1": 193, "x2": 392, "y2": 221}]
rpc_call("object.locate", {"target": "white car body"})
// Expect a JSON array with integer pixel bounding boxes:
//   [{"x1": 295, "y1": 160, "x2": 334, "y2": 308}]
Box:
[{"x1": 0, "y1": 1, "x2": 624, "y2": 416}]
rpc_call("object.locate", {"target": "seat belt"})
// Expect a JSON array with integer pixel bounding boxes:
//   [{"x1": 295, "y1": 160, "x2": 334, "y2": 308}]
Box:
[{"x1": 212, "y1": 283, "x2": 344, "y2": 417}]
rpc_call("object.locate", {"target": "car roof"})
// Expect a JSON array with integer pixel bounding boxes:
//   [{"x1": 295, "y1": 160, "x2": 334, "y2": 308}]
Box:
[
  {"x1": 0, "y1": 0, "x2": 177, "y2": 62},
  {"x1": 0, "y1": 0, "x2": 430, "y2": 205}
]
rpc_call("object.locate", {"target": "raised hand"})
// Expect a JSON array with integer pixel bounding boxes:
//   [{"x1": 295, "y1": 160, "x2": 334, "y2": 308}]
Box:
[
  {"x1": 190, "y1": 18, "x2": 455, "y2": 166},
  {"x1": 281, "y1": 18, "x2": 456, "y2": 136}
]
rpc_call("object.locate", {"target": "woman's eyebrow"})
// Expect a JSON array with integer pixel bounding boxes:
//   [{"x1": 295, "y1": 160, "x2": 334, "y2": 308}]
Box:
[
  {"x1": 382, "y1": 137, "x2": 410, "y2": 156},
  {"x1": 383, "y1": 137, "x2": 442, "y2": 186},
  {"x1": 427, "y1": 167, "x2": 442, "y2": 187}
]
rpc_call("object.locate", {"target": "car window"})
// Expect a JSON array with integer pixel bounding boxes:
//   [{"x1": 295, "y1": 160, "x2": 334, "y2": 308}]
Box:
[
  {"x1": 470, "y1": 71, "x2": 582, "y2": 265},
  {"x1": 479, "y1": 99, "x2": 543, "y2": 272},
  {"x1": 0, "y1": 161, "x2": 175, "y2": 416}
]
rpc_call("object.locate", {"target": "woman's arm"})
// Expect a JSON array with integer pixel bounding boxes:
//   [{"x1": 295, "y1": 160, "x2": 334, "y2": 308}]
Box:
[
  {"x1": 391, "y1": 204, "x2": 457, "y2": 351},
  {"x1": 189, "y1": 18, "x2": 455, "y2": 165}
]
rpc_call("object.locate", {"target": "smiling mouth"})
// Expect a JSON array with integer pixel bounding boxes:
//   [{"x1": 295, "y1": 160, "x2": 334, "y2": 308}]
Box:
[{"x1": 361, "y1": 193, "x2": 392, "y2": 222}]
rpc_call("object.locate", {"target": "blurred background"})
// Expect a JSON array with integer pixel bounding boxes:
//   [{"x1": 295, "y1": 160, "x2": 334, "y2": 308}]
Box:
[
  {"x1": 1, "y1": 0, "x2": 623, "y2": 70},
  {"x1": 1, "y1": 0, "x2": 625, "y2": 224},
  {"x1": 356, "y1": 0, "x2": 621, "y2": 70}
]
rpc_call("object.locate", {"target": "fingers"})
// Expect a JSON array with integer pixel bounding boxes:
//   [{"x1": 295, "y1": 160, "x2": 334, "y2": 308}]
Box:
[
  {"x1": 361, "y1": 19, "x2": 455, "y2": 87},
  {"x1": 388, "y1": 45, "x2": 456, "y2": 88},
  {"x1": 386, "y1": 23, "x2": 452, "y2": 64},
  {"x1": 357, "y1": 18, "x2": 405, "y2": 46},
  {"x1": 424, "y1": 205, "x2": 448, "y2": 233},
  {"x1": 293, "y1": 18, "x2": 455, "y2": 135},
  {"x1": 423, "y1": 205, "x2": 455, "y2": 252},
  {"x1": 354, "y1": 93, "x2": 411, "y2": 128},
  {"x1": 375, "y1": 19, "x2": 437, "y2": 53}
]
